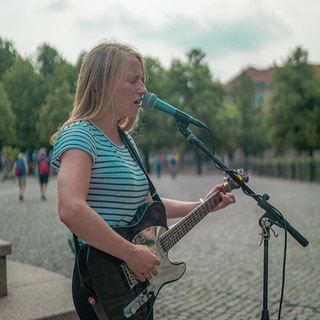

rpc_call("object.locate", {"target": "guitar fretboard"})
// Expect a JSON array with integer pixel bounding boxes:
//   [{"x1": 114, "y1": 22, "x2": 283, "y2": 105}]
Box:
[{"x1": 159, "y1": 183, "x2": 232, "y2": 253}]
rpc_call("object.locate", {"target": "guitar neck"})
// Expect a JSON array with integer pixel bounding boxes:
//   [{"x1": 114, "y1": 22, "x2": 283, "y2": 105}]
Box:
[{"x1": 159, "y1": 183, "x2": 231, "y2": 253}]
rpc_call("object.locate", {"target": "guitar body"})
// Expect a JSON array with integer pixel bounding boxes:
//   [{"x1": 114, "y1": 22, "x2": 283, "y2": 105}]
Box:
[
  {"x1": 79, "y1": 172, "x2": 248, "y2": 319},
  {"x1": 84, "y1": 201, "x2": 186, "y2": 319}
]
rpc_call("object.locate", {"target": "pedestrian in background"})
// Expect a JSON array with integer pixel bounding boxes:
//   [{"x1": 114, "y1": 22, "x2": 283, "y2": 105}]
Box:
[
  {"x1": 37, "y1": 147, "x2": 50, "y2": 201},
  {"x1": 12, "y1": 153, "x2": 28, "y2": 201}
]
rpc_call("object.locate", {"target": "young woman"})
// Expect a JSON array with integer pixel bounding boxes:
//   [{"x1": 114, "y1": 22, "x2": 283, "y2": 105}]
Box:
[{"x1": 50, "y1": 40, "x2": 236, "y2": 320}]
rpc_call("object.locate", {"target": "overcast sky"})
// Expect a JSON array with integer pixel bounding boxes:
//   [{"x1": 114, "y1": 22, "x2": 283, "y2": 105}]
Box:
[{"x1": 1, "y1": 0, "x2": 319, "y2": 83}]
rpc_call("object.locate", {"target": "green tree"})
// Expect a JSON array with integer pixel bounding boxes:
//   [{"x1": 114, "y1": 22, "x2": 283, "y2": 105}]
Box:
[
  {"x1": 0, "y1": 82, "x2": 16, "y2": 147},
  {"x1": 138, "y1": 49, "x2": 237, "y2": 174},
  {"x1": 35, "y1": 43, "x2": 78, "y2": 96},
  {"x1": 138, "y1": 56, "x2": 176, "y2": 150},
  {"x1": 0, "y1": 37, "x2": 19, "y2": 79},
  {"x1": 33, "y1": 43, "x2": 79, "y2": 149},
  {"x1": 267, "y1": 47, "x2": 320, "y2": 155},
  {"x1": 165, "y1": 48, "x2": 227, "y2": 173},
  {"x1": 2, "y1": 57, "x2": 44, "y2": 150},
  {"x1": 214, "y1": 101, "x2": 241, "y2": 159},
  {"x1": 38, "y1": 81, "x2": 74, "y2": 147},
  {"x1": 232, "y1": 71, "x2": 268, "y2": 158},
  {"x1": 36, "y1": 43, "x2": 65, "y2": 76},
  {"x1": 134, "y1": 57, "x2": 173, "y2": 172}
]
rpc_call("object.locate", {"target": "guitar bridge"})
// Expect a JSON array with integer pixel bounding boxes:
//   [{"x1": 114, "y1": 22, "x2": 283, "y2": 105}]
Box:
[{"x1": 120, "y1": 263, "x2": 139, "y2": 290}]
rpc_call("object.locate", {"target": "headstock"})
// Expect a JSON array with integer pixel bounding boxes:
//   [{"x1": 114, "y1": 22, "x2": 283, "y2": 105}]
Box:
[{"x1": 225, "y1": 168, "x2": 249, "y2": 190}]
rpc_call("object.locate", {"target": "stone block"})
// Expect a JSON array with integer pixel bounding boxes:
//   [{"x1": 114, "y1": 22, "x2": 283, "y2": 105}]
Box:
[{"x1": 0, "y1": 239, "x2": 12, "y2": 297}]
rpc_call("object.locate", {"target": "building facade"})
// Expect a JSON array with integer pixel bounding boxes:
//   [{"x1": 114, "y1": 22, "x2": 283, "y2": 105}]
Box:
[{"x1": 225, "y1": 65, "x2": 320, "y2": 107}]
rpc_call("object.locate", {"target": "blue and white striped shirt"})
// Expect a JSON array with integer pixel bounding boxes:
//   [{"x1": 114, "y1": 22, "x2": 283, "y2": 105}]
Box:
[{"x1": 51, "y1": 121, "x2": 149, "y2": 227}]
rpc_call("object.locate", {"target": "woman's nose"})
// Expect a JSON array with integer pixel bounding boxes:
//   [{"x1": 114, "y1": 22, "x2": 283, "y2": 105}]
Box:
[{"x1": 137, "y1": 80, "x2": 147, "y2": 94}]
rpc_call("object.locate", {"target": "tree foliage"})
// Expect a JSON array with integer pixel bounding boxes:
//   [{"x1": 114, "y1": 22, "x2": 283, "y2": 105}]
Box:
[
  {"x1": 164, "y1": 48, "x2": 227, "y2": 152},
  {"x1": 0, "y1": 36, "x2": 319, "y2": 167},
  {"x1": 2, "y1": 57, "x2": 44, "y2": 150},
  {"x1": 0, "y1": 38, "x2": 18, "y2": 79},
  {"x1": 232, "y1": 71, "x2": 269, "y2": 157},
  {"x1": 135, "y1": 57, "x2": 175, "y2": 151},
  {"x1": 38, "y1": 81, "x2": 74, "y2": 146},
  {"x1": 267, "y1": 47, "x2": 320, "y2": 155},
  {"x1": 0, "y1": 37, "x2": 78, "y2": 153},
  {"x1": 36, "y1": 43, "x2": 65, "y2": 76},
  {"x1": 0, "y1": 83, "x2": 16, "y2": 147}
]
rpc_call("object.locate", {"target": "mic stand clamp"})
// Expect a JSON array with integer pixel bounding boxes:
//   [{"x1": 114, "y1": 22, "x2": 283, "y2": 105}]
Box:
[{"x1": 259, "y1": 212, "x2": 279, "y2": 247}]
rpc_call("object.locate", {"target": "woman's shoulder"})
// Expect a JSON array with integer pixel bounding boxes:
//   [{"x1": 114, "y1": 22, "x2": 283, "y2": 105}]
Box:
[
  {"x1": 62, "y1": 120, "x2": 92, "y2": 133},
  {"x1": 58, "y1": 121, "x2": 98, "y2": 140},
  {"x1": 54, "y1": 121, "x2": 98, "y2": 151}
]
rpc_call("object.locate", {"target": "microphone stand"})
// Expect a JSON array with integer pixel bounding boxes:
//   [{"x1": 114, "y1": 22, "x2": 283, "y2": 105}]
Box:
[
  {"x1": 175, "y1": 119, "x2": 309, "y2": 319},
  {"x1": 258, "y1": 213, "x2": 282, "y2": 320}
]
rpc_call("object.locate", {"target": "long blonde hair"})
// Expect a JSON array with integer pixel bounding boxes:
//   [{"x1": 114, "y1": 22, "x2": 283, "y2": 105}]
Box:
[{"x1": 50, "y1": 40, "x2": 146, "y2": 145}]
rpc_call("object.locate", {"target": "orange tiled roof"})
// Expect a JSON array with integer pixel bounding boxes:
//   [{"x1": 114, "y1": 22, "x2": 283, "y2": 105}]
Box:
[
  {"x1": 225, "y1": 65, "x2": 320, "y2": 88},
  {"x1": 246, "y1": 67, "x2": 273, "y2": 83}
]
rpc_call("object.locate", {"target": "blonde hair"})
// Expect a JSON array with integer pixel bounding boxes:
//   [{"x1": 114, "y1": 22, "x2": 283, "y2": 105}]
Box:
[{"x1": 50, "y1": 40, "x2": 146, "y2": 145}]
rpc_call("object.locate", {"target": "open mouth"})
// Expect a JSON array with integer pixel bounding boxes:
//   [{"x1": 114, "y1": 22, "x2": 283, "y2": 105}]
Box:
[{"x1": 134, "y1": 99, "x2": 143, "y2": 106}]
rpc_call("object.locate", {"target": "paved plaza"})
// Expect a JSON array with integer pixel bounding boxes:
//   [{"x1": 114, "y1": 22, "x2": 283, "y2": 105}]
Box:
[{"x1": 0, "y1": 172, "x2": 319, "y2": 319}]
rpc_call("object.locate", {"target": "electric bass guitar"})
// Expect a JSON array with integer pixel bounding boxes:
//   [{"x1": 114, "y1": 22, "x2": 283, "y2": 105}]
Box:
[{"x1": 81, "y1": 172, "x2": 248, "y2": 319}]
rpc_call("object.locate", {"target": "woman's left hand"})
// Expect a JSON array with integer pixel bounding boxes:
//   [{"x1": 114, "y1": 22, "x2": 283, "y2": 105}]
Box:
[{"x1": 203, "y1": 183, "x2": 236, "y2": 211}]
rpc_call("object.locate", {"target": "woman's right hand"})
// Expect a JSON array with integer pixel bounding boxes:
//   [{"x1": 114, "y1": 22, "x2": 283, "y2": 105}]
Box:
[{"x1": 122, "y1": 243, "x2": 161, "y2": 282}]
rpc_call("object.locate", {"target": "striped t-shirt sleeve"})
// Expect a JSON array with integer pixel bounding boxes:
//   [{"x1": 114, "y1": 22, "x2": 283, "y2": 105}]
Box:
[{"x1": 51, "y1": 122, "x2": 97, "y2": 171}]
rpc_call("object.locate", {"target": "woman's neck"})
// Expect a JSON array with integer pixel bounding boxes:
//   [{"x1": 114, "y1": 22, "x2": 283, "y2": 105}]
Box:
[{"x1": 90, "y1": 118, "x2": 123, "y2": 146}]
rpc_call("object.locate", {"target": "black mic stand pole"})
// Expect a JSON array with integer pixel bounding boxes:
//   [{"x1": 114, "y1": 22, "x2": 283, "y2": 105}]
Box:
[
  {"x1": 175, "y1": 119, "x2": 309, "y2": 319},
  {"x1": 258, "y1": 213, "x2": 281, "y2": 320},
  {"x1": 261, "y1": 218, "x2": 271, "y2": 320}
]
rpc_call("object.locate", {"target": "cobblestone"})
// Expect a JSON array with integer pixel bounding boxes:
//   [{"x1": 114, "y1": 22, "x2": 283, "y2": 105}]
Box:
[{"x1": 0, "y1": 173, "x2": 319, "y2": 319}]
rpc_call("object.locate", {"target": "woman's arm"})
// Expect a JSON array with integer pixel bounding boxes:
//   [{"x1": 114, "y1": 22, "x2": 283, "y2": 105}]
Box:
[{"x1": 57, "y1": 148, "x2": 160, "y2": 281}]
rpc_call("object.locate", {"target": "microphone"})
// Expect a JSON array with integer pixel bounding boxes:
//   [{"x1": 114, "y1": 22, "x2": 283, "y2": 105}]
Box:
[{"x1": 142, "y1": 92, "x2": 207, "y2": 128}]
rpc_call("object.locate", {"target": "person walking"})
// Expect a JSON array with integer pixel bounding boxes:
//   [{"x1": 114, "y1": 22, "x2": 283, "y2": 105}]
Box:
[
  {"x1": 37, "y1": 147, "x2": 50, "y2": 201},
  {"x1": 12, "y1": 153, "x2": 28, "y2": 201}
]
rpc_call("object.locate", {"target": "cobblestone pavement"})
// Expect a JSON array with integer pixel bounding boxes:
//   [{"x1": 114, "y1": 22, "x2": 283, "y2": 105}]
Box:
[{"x1": 1, "y1": 173, "x2": 319, "y2": 319}]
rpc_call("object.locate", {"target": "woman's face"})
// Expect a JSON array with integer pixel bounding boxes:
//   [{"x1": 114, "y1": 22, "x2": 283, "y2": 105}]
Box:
[{"x1": 112, "y1": 54, "x2": 147, "y2": 120}]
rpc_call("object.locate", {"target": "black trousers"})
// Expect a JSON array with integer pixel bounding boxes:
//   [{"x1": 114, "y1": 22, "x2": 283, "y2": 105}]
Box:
[
  {"x1": 72, "y1": 260, "x2": 100, "y2": 320},
  {"x1": 72, "y1": 258, "x2": 154, "y2": 320}
]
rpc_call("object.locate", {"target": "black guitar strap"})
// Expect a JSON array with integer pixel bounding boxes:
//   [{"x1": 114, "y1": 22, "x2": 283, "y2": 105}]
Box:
[{"x1": 119, "y1": 129, "x2": 163, "y2": 204}]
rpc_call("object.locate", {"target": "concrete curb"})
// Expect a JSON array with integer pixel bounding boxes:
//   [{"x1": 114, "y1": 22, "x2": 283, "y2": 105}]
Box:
[{"x1": 0, "y1": 260, "x2": 78, "y2": 320}]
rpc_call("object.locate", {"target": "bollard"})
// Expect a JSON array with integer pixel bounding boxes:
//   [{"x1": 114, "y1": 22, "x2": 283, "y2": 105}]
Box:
[{"x1": 0, "y1": 239, "x2": 12, "y2": 297}]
